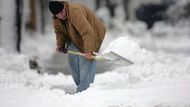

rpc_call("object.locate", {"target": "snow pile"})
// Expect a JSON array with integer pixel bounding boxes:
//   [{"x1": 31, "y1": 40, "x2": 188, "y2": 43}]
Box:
[
  {"x1": 0, "y1": 36, "x2": 190, "y2": 107},
  {"x1": 0, "y1": 48, "x2": 40, "y2": 88},
  {"x1": 94, "y1": 57, "x2": 190, "y2": 89},
  {"x1": 0, "y1": 48, "x2": 29, "y2": 72},
  {"x1": 0, "y1": 47, "x2": 73, "y2": 90},
  {"x1": 96, "y1": 37, "x2": 190, "y2": 88},
  {"x1": 103, "y1": 36, "x2": 155, "y2": 63}
]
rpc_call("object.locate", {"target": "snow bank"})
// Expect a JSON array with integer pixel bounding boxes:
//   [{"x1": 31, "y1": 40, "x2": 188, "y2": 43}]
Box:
[
  {"x1": 103, "y1": 36, "x2": 155, "y2": 63},
  {"x1": 0, "y1": 48, "x2": 73, "y2": 91},
  {"x1": 0, "y1": 48, "x2": 29, "y2": 72},
  {"x1": 99, "y1": 36, "x2": 190, "y2": 87},
  {"x1": 0, "y1": 48, "x2": 40, "y2": 88},
  {"x1": 0, "y1": 36, "x2": 190, "y2": 107}
]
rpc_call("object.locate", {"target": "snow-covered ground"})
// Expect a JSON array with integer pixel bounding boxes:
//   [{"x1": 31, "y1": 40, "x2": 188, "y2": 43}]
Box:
[{"x1": 1, "y1": 20, "x2": 190, "y2": 106}]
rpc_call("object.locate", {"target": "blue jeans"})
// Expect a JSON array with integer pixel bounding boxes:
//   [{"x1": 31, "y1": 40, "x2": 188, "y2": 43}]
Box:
[{"x1": 67, "y1": 42, "x2": 97, "y2": 92}]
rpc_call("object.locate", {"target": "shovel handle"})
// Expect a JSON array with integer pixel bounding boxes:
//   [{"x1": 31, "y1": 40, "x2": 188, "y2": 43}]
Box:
[
  {"x1": 67, "y1": 50, "x2": 85, "y2": 56},
  {"x1": 67, "y1": 51, "x2": 134, "y2": 65},
  {"x1": 67, "y1": 50, "x2": 104, "y2": 61}
]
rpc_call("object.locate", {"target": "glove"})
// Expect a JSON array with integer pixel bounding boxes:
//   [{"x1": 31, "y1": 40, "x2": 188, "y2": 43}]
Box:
[{"x1": 56, "y1": 47, "x2": 67, "y2": 53}]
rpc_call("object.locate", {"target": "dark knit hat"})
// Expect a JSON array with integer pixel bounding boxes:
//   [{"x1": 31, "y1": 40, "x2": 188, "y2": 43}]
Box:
[{"x1": 49, "y1": 1, "x2": 64, "y2": 15}]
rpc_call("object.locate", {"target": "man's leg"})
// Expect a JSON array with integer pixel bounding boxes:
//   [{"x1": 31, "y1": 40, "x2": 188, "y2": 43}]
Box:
[
  {"x1": 67, "y1": 42, "x2": 97, "y2": 92},
  {"x1": 68, "y1": 43, "x2": 80, "y2": 86},
  {"x1": 77, "y1": 56, "x2": 97, "y2": 92}
]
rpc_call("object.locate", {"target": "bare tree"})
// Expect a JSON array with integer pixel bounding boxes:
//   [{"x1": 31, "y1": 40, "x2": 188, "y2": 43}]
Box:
[
  {"x1": 28, "y1": 0, "x2": 37, "y2": 31},
  {"x1": 39, "y1": 0, "x2": 46, "y2": 34},
  {"x1": 15, "y1": 0, "x2": 23, "y2": 53}
]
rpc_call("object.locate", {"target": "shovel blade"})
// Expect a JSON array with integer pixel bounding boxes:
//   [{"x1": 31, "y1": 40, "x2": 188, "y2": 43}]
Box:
[{"x1": 96, "y1": 51, "x2": 134, "y2": 66}]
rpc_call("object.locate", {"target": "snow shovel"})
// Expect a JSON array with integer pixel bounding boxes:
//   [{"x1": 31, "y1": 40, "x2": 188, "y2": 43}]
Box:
[{"x1": 67, "y1": 50, "x2": 134, "y2": 66}]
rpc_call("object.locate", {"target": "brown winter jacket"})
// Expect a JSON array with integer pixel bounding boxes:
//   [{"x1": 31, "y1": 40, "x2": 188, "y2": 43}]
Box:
[{"x1": 53, "y1": 1, "x2": 106, "y2": 53}]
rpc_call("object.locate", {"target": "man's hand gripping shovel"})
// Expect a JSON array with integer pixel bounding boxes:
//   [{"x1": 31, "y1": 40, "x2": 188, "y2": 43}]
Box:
[{"x1": 67, "y1": 50, "x2": 134, "y2": 66}]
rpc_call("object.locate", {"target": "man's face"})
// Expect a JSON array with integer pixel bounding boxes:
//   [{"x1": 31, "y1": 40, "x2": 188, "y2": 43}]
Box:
[{"x1": 55, "y1": 8, "x2": 66, "y2": 20}]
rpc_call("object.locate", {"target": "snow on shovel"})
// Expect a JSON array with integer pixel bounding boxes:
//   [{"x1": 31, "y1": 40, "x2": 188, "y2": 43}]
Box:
[{"x1": 67, "y1": 50, "x2": 134, "y2": 66}]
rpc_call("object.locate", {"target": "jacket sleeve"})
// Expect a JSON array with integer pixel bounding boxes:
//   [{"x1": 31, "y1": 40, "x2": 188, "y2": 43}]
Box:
[
  {"x1": 70, "y1": 9, "x2": 96, "y2": 52},
  {"x1": 53, "y1": 19, "x2": 67, "y2": 48}
]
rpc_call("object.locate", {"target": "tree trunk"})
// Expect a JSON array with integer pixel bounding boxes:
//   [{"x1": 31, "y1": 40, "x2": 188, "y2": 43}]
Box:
[
  {"x1": 15, "y1": 0, "x2": 23, "y2": 53},
  {"x1": 39, "y1": 0, "x2": 45, "y2": 34},
  {"x1": 123, "y1": 0, "x2": 129, "y2": 20},
  {"x1": 29, "y1": 0, "x2": 36, "y2": 31}
]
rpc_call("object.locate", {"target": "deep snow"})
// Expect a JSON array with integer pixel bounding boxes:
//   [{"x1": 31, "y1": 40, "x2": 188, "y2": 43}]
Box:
[
  {"x1": 0, "y1": 31, "x2": 190, "y2": 107},
  {"x1": 1, "y1": 0, "x2": 190, "y2": 106}
]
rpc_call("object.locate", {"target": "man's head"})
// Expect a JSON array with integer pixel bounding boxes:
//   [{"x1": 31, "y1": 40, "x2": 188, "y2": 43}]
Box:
[
  {"x1": 49, "y1": 1, "x2": 66, "y2": 20},
  {"x1": 49, "y1": 1, "x2": 64, "y2": 15}
]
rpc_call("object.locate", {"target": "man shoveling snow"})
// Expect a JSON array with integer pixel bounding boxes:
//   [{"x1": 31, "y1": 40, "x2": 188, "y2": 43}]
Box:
[{"x1": 49, "y1": 1, "x2": 106, "y2": 92}]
